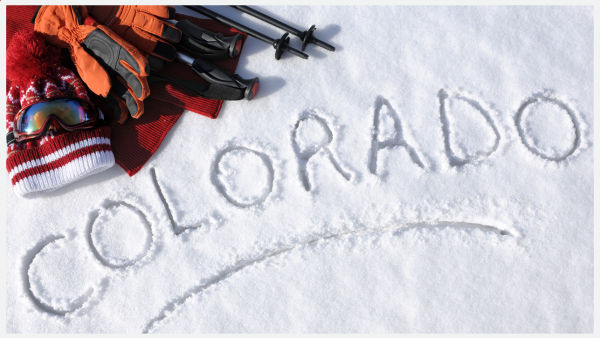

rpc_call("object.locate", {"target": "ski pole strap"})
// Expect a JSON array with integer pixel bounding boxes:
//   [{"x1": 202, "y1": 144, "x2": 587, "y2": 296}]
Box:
[
  {"x1": 177, "y1": 42, "x2": 230, "y2": 62},
  {"x1": 147, "y1": 73, "x2": 245, "y2": 101}
]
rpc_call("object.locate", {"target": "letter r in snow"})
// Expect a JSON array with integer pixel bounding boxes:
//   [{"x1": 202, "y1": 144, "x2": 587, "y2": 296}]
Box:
[{"x1": 292, "y1": 113, "x2": 352, "y2": 191}]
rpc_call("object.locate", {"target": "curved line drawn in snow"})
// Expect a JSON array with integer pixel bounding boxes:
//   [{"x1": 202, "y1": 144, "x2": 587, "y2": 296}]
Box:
[
  {"x1": 211, "y1": 146, "x2": 275, "y2": 208},
  {"x1": 438, "y1": 89, "x2": 501, "y2": 167},
  {"x1": 142, "y1": 221, "x2": 514, "y2": 333},
  {"x1": 514, "y1": 93, "x2": 582, "y2": 162},
  {"x1": 86, "y1": 200, "x2": 154, "y2": 269},
  {"x1": 292, "y1": 112, "x2": 352, "y2": 191},
  {"x1": 369, "y1": 96, "x2": 425, "y2": 175},
  {"x1": 22, "y1": 235, "x2": 93, "y2": 316}
]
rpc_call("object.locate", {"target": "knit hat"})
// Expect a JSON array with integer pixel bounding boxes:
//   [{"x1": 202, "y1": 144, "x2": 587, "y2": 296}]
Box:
[{"x1": 6, "y1": 30, "x2": 115, "y2": 198}]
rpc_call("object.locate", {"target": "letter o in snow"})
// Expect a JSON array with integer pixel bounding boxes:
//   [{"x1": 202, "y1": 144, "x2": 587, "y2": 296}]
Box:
[
  {"x1": 212, "y1": 147, "x2": 275, "y2": 208},
  {"x1": 87, "y1": 202, "x2": 153, "y2": 269},
  {"x1": 515, "y1": 96, "x2": 581, "y2": 162}
]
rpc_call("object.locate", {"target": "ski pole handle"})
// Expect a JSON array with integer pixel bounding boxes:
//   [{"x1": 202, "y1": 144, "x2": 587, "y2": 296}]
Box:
[
  {"x1": 176, "y1": 53, "x2": 259, "y2": 100},
  {"x1": 169, "y1": 19, "x2": 243, "y2": 59}
]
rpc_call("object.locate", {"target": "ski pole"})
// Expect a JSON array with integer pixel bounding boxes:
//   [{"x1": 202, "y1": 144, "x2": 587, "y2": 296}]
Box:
[
  {"x1": 176, "y1": 52, "x2": 259, "y2": 100},
  {"x1": 167, "y1": 19, "x2": 243, "y2": 59},
  {"x1": 230, "y1": 5, "x2": 335, "y2": 52},
  {"x1": 184, "y1": 5, "x2": 309, "y2": 60}
]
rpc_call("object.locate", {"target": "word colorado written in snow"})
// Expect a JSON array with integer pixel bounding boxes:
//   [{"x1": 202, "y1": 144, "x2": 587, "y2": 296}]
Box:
[{"x1": 19, "y1": 89, "x2": 584, "y2": 319}]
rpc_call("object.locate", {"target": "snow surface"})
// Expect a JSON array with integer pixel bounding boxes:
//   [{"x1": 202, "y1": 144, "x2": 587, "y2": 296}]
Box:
[{"x1": 5, "y1": 5, "x2": 594, "y2": 333}]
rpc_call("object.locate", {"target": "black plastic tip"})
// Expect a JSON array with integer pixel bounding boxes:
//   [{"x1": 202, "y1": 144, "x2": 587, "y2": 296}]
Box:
[
  {"x1": 245, "y1": 77, "x2": 259, "y2": 100},
  {"x1": 301, "y1": 25, "x2": 317, "y2": 51},
  {"x1": 273, "y1": 33, "x2": 290, "y2": 60}
]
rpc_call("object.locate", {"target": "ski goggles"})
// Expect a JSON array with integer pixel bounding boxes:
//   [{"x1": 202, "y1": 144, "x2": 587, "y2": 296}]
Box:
[{"x1": 9, "y1": 97, "x2": 102, "y2": 145}]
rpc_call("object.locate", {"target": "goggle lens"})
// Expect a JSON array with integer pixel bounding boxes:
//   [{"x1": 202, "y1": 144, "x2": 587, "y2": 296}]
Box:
[{"x1": 14, "y1": 98, "x2": 98, "y2": 139}]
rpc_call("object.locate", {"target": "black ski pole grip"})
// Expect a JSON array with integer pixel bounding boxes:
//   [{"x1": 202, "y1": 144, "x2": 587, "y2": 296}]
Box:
[
  {"x1": 171, "y1": 19, "x2": 243, "y2": 59},
  {"x1": 177, "y1": 53, "x2": 259, "y2": 101}
]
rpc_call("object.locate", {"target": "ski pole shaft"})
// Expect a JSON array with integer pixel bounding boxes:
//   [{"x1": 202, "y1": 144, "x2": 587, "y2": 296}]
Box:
[
  {"x1": 230, "y1": 5, "x2": 335, "y2": 52},
  {"x1": 231, "y1": 6, "x2": 303, "y2": 38},
  {"x1": 184, "y1": 5, "x2": 309, "y2": 60}
]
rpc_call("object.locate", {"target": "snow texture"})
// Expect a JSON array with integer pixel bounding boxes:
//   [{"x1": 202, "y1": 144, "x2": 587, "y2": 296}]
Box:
[{"x1": 5, "y1": 5, "x2": 594, "y2": 334}]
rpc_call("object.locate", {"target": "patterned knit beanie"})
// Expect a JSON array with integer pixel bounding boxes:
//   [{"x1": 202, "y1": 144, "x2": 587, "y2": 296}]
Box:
[{"x1": 6, "y1": 30, "x2": 115, "y2": 198}]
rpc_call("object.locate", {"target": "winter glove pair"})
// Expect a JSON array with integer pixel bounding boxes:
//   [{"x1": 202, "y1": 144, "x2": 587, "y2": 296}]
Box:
[
  {"x1": 33, "y1": 5, "x2": 154, "y2": 123},
  {"x1": 33, "y1": 5, "x2": 184, "y2": 124}
]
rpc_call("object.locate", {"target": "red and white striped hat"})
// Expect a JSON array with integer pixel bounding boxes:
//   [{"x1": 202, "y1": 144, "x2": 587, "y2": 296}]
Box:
[{"x1": 6, "y1": 30, "x2": 114, "y2": 198}]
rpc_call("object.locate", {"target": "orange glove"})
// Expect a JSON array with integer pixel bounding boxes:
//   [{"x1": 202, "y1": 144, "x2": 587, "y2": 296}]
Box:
[
  {"x1": 86, "y1": 6, "x2": 182, "y2": 62},
  {"x1": 34, "y1": 5, "x2": 150, "y2": 122}
]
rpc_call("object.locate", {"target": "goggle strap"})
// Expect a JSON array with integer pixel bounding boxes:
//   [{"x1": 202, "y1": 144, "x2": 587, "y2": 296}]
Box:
[{"x1": 6, "y1": 131, "x2": 15, "y2": 147}]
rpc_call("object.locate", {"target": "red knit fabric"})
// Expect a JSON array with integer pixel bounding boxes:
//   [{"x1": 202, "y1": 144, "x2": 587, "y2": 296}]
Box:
[
  {"x1": 7, "y1": 127, "x2": 112, "y2": 185},
  {"x1": 6, "y1": 125, "x2": 114, "y2": 198},
  {"x1": 7, "y1": 6, "x2": 247, "y2": 176},
  {"x1": 6, "y1": 29, "x2": 62, "y2": 89}
]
